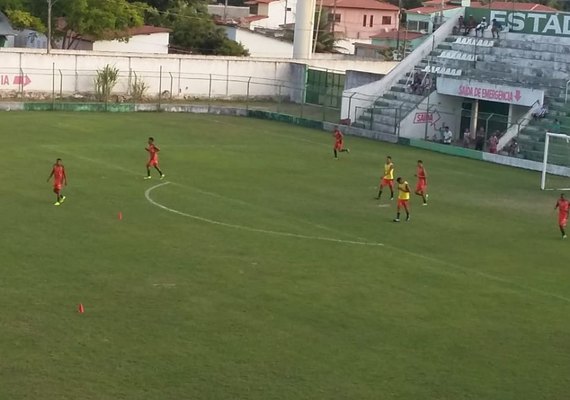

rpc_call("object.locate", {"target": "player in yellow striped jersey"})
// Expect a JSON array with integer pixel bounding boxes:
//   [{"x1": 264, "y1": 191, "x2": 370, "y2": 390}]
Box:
[
  {"x1": 393, "y1": 177, "x2": 411, "y2": 222},
  {"x1": 377, "y1": 156, "x2": 394, "y2": 201}
]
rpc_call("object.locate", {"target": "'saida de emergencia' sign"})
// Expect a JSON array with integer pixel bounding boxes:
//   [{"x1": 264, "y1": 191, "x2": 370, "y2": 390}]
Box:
[
  {"x1": 466, "y1": 7, "x2": 570, "y2": 37},
  {"x1": 436, "y1": 77, "x2": 544, "y2": 107}
]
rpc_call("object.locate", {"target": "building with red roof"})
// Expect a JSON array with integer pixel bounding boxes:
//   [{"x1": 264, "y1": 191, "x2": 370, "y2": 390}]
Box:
[{"x1": 318, "y1": 0, "x2": 400, "y2": 39}]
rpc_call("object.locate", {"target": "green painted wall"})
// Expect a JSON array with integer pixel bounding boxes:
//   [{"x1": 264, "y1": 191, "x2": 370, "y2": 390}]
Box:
[
  {"x1": 465, "y1": 7, "x2": 570, "y2": 37},
  {"x1": 24, "y1": 102, "x2": 135, "y2": 112},
  {"x1": 403, "y1": 138, "x2": 485, "y2": 160}
]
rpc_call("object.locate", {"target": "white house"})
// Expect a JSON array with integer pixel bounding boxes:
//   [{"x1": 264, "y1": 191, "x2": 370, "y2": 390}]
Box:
[
  {"x1": 225, "y1": 26, "x2": 293, "y2": 57},
  {"x1": 72, "y1": 26, "x2": 172, "y2": 54},
  {"x1": 245, "y1": 0, "x2": 297, "y2": 30}
]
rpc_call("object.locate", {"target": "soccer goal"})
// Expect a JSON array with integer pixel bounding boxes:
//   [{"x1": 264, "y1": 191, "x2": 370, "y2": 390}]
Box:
[{"x1": 541, "y1": 132, "x2": 570, "y2": 190}]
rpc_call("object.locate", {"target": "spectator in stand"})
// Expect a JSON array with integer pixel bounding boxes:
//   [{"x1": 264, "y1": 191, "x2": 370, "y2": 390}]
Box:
[
  {"x1": 532, "y1": 103, "x2": 548, "y2": 120},
  {"x1": 410, "y1": 71, "x2": 422, "y2": 94},
  {"x1": 475, "y1": 127, "x2": 485, "y2": 150},
  {"x1": 508, "y1": 140, "x2": 520, "y2": 157},
  {"x1": 488, "y1": 131, "x2": 499, "y2": 153},
  {"x1": 443, "y1": 126, "x2": 453, "y2": 145},
  {"x1": 475, "y1": 17, "x2": 487, "y2": 37},
  {"x1": 463, "y1": 128, "x2": 471, "y2": 148},
  {"x1": 465, "y1": 15, "x2": 476, "y2": 36},
  {"x1": 491, "y1": 18, "x2": 502, "y2": 39}
]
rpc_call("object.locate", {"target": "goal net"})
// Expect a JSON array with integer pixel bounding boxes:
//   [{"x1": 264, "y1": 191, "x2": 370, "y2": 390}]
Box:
[{"x1": 541, "y1": 132, "x2": 570, "y2": 190}]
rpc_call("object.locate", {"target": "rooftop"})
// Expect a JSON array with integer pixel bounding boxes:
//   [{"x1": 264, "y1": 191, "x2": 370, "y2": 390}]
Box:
[
  {"x1": 321, "y1": 0, "x2": 400, "y2": 11},
  {"x1": 469, "y1": 1, "x2": 558, "y2": 12},
  {"x1": 407, "y1": 5, "x2": 460, "y2": 14},
  {"x1": 244, "y1": 0, "x2": 277, "y2": 4},
  {"x1": 79, "y1": 25, "x2": 172, "y2": 42}
]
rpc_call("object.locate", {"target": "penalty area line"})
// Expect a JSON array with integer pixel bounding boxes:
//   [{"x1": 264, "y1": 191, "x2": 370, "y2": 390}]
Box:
[{"x1": 144, "y1": 182, "x2": 384, "y2": 247}]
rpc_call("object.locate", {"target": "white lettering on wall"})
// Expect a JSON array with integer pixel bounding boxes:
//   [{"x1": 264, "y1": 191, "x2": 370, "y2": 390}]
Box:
[
  {"x1": 543, "y1": 14, "x2": 562, "y2": 34},
  {"x1": 527, "y1": 13, "x2": 547, "y2": 31}
]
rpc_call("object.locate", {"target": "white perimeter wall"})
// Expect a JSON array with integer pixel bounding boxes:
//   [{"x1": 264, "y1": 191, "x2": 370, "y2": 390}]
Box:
[
  {"x1": 92, "y1": 32, "x2": 170, "y2": 55},
  {"x1": 0, "y1": 48, "x2": 398, "y2": 100},
  {"x1": 0, "y1": 48, "x2": 307, "y2": 99}
]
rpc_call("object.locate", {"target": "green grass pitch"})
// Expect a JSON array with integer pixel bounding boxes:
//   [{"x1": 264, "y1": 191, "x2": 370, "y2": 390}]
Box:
[{"x1": 1, "y1": 111, "x2": 569, "y2": 400}]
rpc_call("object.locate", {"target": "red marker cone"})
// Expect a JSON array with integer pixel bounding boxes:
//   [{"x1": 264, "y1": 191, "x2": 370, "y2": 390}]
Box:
[
  {"x1": 118, "y1": 212, "x2": 123, "y2": 221},
  {"x1": 78, "y1": 304, "x2": 85, "y2": 314}
]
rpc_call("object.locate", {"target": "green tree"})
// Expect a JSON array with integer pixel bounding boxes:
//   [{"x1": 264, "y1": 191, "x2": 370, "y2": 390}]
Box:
[
  {"x1": 146, "y1": 0, "x2": 249, "y2": 56},
  {"x1": 313, "y1": 11, "x2": 337, "y2": 53},
  {"x1": 0, "y1": 0, "x2": 147, "y2": 48}
]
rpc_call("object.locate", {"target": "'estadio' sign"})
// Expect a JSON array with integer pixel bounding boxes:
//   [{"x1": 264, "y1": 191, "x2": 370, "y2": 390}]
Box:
[
  {"x1": 466, "y1": 7, "x2": 570, "y2": 37},
  {"x1": 436, "y1": 77, "x2": 544, "y2": 107}
]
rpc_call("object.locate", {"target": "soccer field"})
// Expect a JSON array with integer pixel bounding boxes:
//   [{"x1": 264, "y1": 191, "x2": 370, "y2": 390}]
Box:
[{"x1": 1, "y1": 111, "x2": 569, "y2": 400}]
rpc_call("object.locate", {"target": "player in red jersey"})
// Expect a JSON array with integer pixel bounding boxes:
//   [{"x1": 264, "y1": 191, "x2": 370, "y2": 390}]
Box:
[
  {"x1": 46, "y1": 158, "x2": 67, "y2": 206},
  {"x1": 144, "y1": 137, "x2": 165, "y2": 180},
  {"x1": 333, "y1": 126, "x2": 349, "y2": 159},
  {"x1": 414, "y1": 160, "x2": 428, "y2": 205},
  {"x1": 555, "y1": 193, "x2": 569, "y2": 239}
]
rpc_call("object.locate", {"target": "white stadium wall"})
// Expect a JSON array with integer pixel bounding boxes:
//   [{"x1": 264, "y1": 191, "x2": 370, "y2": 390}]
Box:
[{"x1": 0, "y1": 48, "x2": 307, "y2": 100}]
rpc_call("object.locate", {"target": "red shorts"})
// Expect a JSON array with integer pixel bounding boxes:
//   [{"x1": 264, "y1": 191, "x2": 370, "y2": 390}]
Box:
[
  {"x1": 380, "y1": 178, "x2": 394, "y2": 188},
  {"x1": 53, "y1": 182, "x2": 62, "y2": 191},
  {"x1": 559, "y1": 217, "x2": 568, "y2": 228},
  {"x1": 416, "y1": 180, "x2": 427, "y2": 192},
  {"x1": 147, "y1": 159, "x2": 158, "y2": 167},
  {"x1": 397, "y1": 199, "x2": 409, "y2": 208},
  {"x1": 334, "y1": 141, "x2": 343, "y2": 151}
]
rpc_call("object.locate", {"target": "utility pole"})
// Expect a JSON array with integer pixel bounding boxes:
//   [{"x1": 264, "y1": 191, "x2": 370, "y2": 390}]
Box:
[
  {"x1": 47, "y1": 0, "x2": 58, "y2": 54},
  {"x1": 223, "y1": 0, "x2": 228, "y2": 22}
]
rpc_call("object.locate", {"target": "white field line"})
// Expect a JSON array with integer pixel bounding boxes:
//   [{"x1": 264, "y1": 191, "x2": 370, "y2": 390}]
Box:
[
  {"x1": 145, "y1": 182, "x2": 384, "y2": 247},
  {"x1": 48, "y1": 145, "x2": 367, "y2": 241},
  {"x1": 388, "y1": 246, "x2": 570, "y2": 304},
  {"x1": 44, "y1": 144, "x2": 570, "y2": 304}
]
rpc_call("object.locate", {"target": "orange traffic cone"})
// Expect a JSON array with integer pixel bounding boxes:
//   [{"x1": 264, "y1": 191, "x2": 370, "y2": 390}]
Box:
[
  {"x1": 78, "y1": 304, "x2": 85, "y2": 314},
  {"x1": 118, "y1": 212, "x2": 123, "y2": 221}
]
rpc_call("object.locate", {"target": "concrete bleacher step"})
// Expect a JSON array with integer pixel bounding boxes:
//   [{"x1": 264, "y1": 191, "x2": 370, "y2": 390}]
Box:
[
  {"x1": 374, "y1": 100, "x2": 393, "y2": 107},
  {"x1": 452, "y1": 36, "x2": 495, "y2": 47},
  {"x1": 439, "y1": 50, "x2": 476, "y2": 62},
  {"x1": 423, "y1": 65, "x2": 462, "y2": 76},
  {"x1": 391, "y1": 86, "x2": 406, "y2": 93}
]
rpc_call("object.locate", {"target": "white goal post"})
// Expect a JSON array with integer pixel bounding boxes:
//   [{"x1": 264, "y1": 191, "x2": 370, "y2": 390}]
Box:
[{"x1": 541, "y1": 131, "x2": 570, "y2": 191}]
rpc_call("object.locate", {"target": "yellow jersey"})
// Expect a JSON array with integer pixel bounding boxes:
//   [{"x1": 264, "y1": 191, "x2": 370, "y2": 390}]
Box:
[
  {"x1": 384, "y1": 163, "x2": 394, "y2": 180},
  {"x1": 398, "y1": 181, "x2": 410, "y2": 200}
]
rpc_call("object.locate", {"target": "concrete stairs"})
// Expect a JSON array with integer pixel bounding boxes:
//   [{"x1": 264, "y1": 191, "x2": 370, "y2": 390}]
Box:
[
  {"x1": 355, "y1": 77, "x2": 431, "y2": 134},
  {"x1": 517, "y1": 100, "x2": 570, "y2": 166}
]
